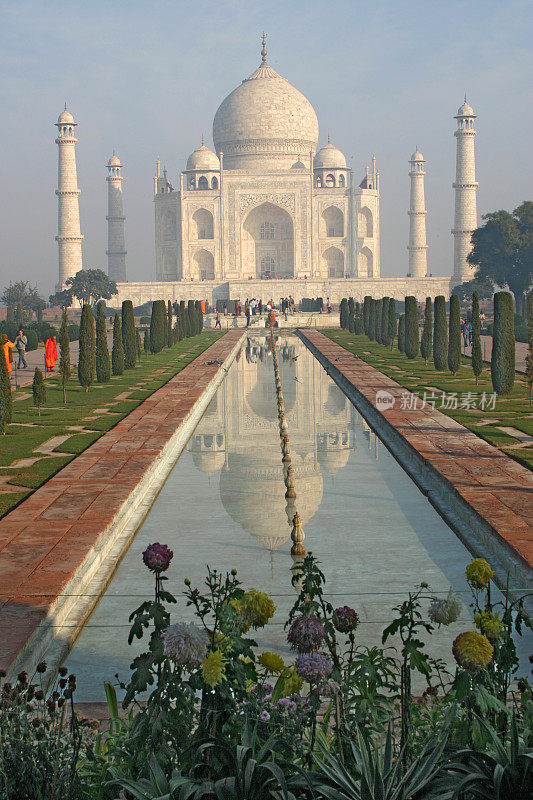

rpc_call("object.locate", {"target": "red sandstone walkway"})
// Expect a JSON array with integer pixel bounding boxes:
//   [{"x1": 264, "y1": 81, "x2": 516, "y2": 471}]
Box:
[
  {"x1": 300, "y1": 330, "x2": 533, "y2": 572},
  {"x1": 0, "y1": 330, "x2": 243, "y2": 674}
]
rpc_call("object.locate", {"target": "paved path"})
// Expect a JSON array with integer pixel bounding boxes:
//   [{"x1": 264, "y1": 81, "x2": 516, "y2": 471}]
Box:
[
  {"x1": 463, "y1": 335, "x2": 527, "y2": 373},
  {"x1": 300, "y1": 330, "x2": 533, "y2": 574},
  {"x1": 0, "y1": 330, "x2": 243, "y2": 675}
]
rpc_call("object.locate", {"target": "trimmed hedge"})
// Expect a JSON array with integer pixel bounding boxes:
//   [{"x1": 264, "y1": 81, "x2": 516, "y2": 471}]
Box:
[
  {"x1": 433, "y1": 295, "x2": 447, "y2": 371},
  {"x1": 404, "y1": 296, "x2": 419, "y2": 359},
  {"x1": 491, "y1": 291, "x2": 515, "y2": 395},
  {"x1": 447, "y1": 294, "x2": 461, "y2": 375}
]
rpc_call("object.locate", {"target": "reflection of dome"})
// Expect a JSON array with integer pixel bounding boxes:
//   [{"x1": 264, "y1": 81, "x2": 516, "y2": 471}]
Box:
[
  {"x1": 192, "y1": 451, "x2": 225, "y2": 476},
  {"x1": 314, "y1": 141, "x2": 346, "y2": 169},
  {"x1": 212, "y1": 45, "x2": 319, "y2": 169},
  {"x1": 245, "y1": 362, "x2": 297, "y2": 418},
  {"x1": 187, "y1": 144, "x2": 220, "y2": 171},
  {"x1": 318, "y1": 448, "x2": 350, "y2": 476},
  {"x1": 324, "y1": 384, "x2": 347, "y2": 416}
]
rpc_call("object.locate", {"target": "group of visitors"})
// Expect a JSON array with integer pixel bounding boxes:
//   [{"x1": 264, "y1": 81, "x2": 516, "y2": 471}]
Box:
[
  {"x1": 1, "y1": 328, "x2": 58, "y2": 378},
  {"x1": 461, "y1": 320, "x2": 473, "y2": 348}
]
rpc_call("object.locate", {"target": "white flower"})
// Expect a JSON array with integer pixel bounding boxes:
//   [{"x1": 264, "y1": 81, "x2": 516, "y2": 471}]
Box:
[
  {"x1": 162, "y1": 622, "x2": 208, "y2": 669},
  {"x1": 428, "y1": 589, "x2": 461, "y2": 626}
]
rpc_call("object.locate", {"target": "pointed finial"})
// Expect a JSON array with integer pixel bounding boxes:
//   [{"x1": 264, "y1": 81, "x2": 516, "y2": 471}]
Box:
[
  {"x1": 261, "y1": 32, "x2": 267, "y2": 63},
  {"x1": 201, "y1": 133, "x2": 204, "y2": 146},
  {"x1": 327, "y1": 132, "x2": 330, "y2": 144},
  {"x1": 465, "y1": 92, "x2": 467, "y2": 103},
  {"x1": 64, "y1": 102, "x2": 67, "y2": 111}
]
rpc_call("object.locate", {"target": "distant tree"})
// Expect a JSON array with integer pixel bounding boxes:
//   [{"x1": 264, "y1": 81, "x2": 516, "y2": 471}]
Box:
[
  {"x1": 404, "y1": 296, "x2": 419, "y2": 359},
  {"x1": 398, "y1": 314, "x2": 405, "y2": 353},
  {"x1": 32, "y1": 367, "x2": 46, "y2": 416},
  {"x1": 447, "y1": 294, "x2": 461, "y2": 375},
  {"x1": 175, "y1": 306, "x2": 183, "y2": 341},
  {"x1": 348, "y1": 309, "x2": 355, "y2": 333},
  {"x1": 388, "y1": 299, "x2": 397, "y2": 349},
  {"x1": 0, "y1": 345, "x2": 12, "y2": 434},
  {"x1": 452, "y1": 276, "x2": 494, "y2": 303},
  {"x1": 64, "y1": 269, "x2": 118, "y2": 307},
  {"x1": 16, "y1": 303, "x2": 23, "y2": 327},
  {"x1": 339, "y1": 298, "x2": 348, "y2": 329},
  {"x1": 526, "y1": 294, "x2": 533, "y2": 406},
  {"x1": 433, "y1": 296, "x2": 447, "y2": 371},
  {"x1": 95, "y1": 301, "x2": 111, "y2": 383},
  {"x1": 150, "y1": 300, "x2": 166, "y2": 353},
  {"x1": 1, "y1": 281, "x2": 30, "y2": 309},
  {"x1": 491, "y1": 291, "x2": 515, "y2": 395},
  {"x1": 348, "y1": 297, "x2": 355, "y2": 316},
  {"x1": 381, "y1": 297, "x2": 390, "y2": 346},
  {"x1": 355, "y1": 301, "x2": 364, "y2": 334},
  {"x1": 420, "y1": 297, "x2": 433, "y2": 366},
  {"x1": 6, "y1": 306, "x2": 14, "y2": 324},
  {"x1": 363, "y1": 296, "x2": 371, "y2": 335},
  {"x1": 375, "y1": 299, "x2": 383, "y2": 344},
  {"x1": 78, "y1": 303, "x2": 95, "y2": 391},
  {"x1": 112, "y1": 314, "x2": 124, "y2": 375},
  {"x1": 121, "y1": 300, "x2": 136, "y2": 369},
  {"x1": 143, "y1": 328, "x2": 150, "y2": 356},
  {"x1": 58, "y1": 307, "x2": 71, "y2": 403},
  {"x1": 167, "y1": 300, "x2": 173, "y2": 347},
  {"x1": 195, "y1": 300, "x2": 204, "y2": 334},
  {"x1": 471, "y1": 290, "x2": 483, "y2": 384},
  {"x1": 49, "y1": 288, "x2": 73, "y2": 308},
  {"x1": 136, "y1": 329, "x2": 142, "y2": 360},
  {"x1": 26, "y1": 286, "x2": 46, "y2": 321},
  {"x1": 188, "y1": 301, "x2": 196, "y2": 336}
]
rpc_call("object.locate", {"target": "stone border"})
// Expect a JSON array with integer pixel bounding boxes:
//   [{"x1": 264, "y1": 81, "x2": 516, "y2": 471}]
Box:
[
  {"x1": 1, "y1": 331, "x2": 245, "y2": 679},
  {"x1": 298, "y1": 330, "x2": 533, "y2": 598}
]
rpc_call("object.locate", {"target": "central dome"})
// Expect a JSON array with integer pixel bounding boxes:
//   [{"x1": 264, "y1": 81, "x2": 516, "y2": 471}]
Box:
[{"x1": 212, "y1": 47, "x2": 319, "y2": 170}]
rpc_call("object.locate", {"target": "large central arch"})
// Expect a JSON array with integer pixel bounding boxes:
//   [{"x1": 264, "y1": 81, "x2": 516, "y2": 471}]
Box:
[{"x1": 241, "y1": 202, "x2": 294, "y2": 278}]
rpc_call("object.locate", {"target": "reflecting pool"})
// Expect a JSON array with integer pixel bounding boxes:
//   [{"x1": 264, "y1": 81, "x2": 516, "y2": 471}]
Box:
[{"x1": 64, "y1": 335, "x2": 528, "y2": 700}]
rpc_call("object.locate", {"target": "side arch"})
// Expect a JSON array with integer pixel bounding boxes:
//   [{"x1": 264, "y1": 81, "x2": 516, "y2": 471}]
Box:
[
  {"x1": 358, "y1": 206, "x2": 373, "y2": 237},
  {"x1": 191, "y1": 249, "x2": 215, "y2": 280},
  {"x1": 192, "y1": 208, "x2": 214, "y2": 239},
  {"x1": 358, "y1": 247, "x2": 373, "y2": 277},
  {"x1": 321, "y1": 206, "x2": 344, "y2": 238},
  {"x1": 322, "y1": 246, "x2": 344, "y2": 278}
]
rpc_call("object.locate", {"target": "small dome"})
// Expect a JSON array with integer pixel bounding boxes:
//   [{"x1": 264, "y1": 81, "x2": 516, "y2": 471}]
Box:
[
  {"x1": 57, "y1": 108, "x2": 74, "y2": 124},
  {"x1": 108, "y1": 154, "x2": 121, "y2": 166},
  {"x1": 456, "y1": 101, "x2": 475, "y2": 117},
  {"x1": 314, "y1": 141, "x2": 346, "y2": 169},
  {"x1": 291, "y1": 159, "x2": 306, "y2": 169},
  {"x1": 186, "y1": 144, "x2": 220, "y2": 171},
  {"x1": 410, "y1": 148, "x2": 424, "y2": 161}
]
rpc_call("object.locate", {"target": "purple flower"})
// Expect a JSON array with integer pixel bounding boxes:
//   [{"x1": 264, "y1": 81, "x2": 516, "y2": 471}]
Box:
[
  {"x1": 295, "y1": 652, "x2": 333, "y2": 684},
  {"x1": 287, "y1": 615, "x2": 326, "y2": 653},
  {"x1": 142, "y1": 543, "x2": 173, "y2": 573},
  {"x1": 332, "y1": 606, "x2": 360, "y2": 634},
  {"x1": 260, "y1": 710, "x2": 271, "y2": 721},
  {"x1": 278, "y1": 697, "x2": 297, "y2": 713}
]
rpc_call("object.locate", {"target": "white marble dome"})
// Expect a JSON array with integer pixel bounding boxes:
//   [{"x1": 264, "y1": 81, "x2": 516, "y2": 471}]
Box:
[
  {"x1": 108, "y1": 154, "x2": 121, "y2": 166},
  {"x1": 186, "y1": 144, "x2": 220, "y2": 171},
  {"x1": 410, "y1": 149, "x2": 424, "y2": 161},
  {"x1": 314, "y1": 141, "x2": 346, "y2": 169},
  {"x1": 457, "y1": 101, "x2": 475, "y2": 116},
  {"x1": 57, "y1": 108, "x2": 75, "y2": 124},
  {"x1": 212, "y1": 52, "x2": 319, "y2": 170}
]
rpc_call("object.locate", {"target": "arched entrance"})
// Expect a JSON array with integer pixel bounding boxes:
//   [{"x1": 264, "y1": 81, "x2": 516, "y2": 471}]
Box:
[{"x1": 241, "y1": 202, "x2": 294, "y2": 278}]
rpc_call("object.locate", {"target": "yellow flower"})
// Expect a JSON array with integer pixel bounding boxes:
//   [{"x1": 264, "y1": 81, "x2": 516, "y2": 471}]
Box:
[
  {"x1": 452, "y1": 631, "x2": 494, "y2": 672},
  {"x1": 474, "y1": 610, "x2": 503, "y2": 640},
  {"x1": 240, "y1": 589, "x2": 276, "y2": 630},
  {"x1": 201, "y1": 650, "x2": 226, "y2": 687},
  {"x1": 213, "y1": 631, "x2": 231, "y2": 653},
  {"x1": 281, "y1": 667, "x2": 303, "y2": 696},
  {"x1": 465, "y1": 559, "x2": 494, "y2": 590},
  {"x1": 258, "y1": 651, "x2": 285, "y2": 674}
]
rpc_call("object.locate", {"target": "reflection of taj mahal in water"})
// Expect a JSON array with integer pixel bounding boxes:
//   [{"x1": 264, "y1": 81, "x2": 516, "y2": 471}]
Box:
[{"x1": 188, "y1": 335, "x2": 366, "y2": 555}]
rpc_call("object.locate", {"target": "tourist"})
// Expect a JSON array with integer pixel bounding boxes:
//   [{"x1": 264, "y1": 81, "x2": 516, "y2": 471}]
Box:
[
  {"x1": 461, "y1": 321, "x2": 469, "y2": 348},
  {"x1": 14, "y1": 328, "x2": 28, "y2": 369},
  {"x1": 245, "y1": 305, "x2": 251, "y2": 326},
  {"x1": 2, "y1": 333, "x2": 15, "y2": 375},
  {"x1": 468, "y1": 321, "x2": 473, "y2": 345},
  {"x1": 45, "y1": 335, "x2": 58, "y2": 372},
  {"x1": 326, "y1": 296, "x2": 331, "y2": 313},
  {"x1": 215, "y1": 311, "x2": 221, "y2": 328},
  {"x1": 258, "y1": 299, "x2": 263, "y2": 316}
]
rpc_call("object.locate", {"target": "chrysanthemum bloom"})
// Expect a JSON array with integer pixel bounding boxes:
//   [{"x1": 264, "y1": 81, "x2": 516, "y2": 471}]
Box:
[
  {"x1": 332, "y1": 606, "x2": 360, "y2": 633},
  {"x1": 162, "y1": 622, "x2": 208, "y2": 669},
  {"x1": 240, "y1": 589, "x2": 276, "y2": 630},
  {"x1": 452, "y1": 631, "x2": 494, "y2": 672},
  {"x1": 201, "y1": 650, "x2": 226, "y2": 688},
  {"x1": 465, "y1": 558, "x2": 494, "y2": 590},
  {"x1": 428, "y1": 589, "x2": 462, "y2": 626},
  {"x1": 295, "y1": 652, "x2": 333, "y2": 683},
  {"x1": 258, "y1": 651, "x2": 285, "y2": 674},
  {"x1": 474, "y1": 610, "x2": 503, "y2": 640},
  {"x1": 142, "y1": 543, "x2": 173, "y2": 573},
  {"x1": 287, "y1": 614, "x2": 326, "y2": 653},
  {"x1": 282, "y1": 668, "x2": 303, "y2": 696}
]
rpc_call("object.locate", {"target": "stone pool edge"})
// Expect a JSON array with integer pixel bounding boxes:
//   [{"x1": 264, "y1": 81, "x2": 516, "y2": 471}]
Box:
[
  {"x1": 4, "y1": 330, "x2": 246, "y2": 680},
  {"x1": 298, "y1": 329, "x2": 533, "y2": 595}
]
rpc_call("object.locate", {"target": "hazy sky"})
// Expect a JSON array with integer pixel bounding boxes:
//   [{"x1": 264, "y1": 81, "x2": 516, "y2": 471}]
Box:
[{"x1": 1, "y1": 0, "x2": 531, "y2": 296}]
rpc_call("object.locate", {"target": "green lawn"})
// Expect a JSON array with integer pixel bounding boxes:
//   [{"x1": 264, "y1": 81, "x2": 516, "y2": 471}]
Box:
[
  {"x1": 323, "y1": 330, "x2": 533, "y2": 472},
  {"x1": 0, "y1": 332, "x2": 223, "y2": 518}
]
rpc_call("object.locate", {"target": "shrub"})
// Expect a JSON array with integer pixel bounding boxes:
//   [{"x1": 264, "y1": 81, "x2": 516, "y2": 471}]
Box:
[
  {"x1": 448, "y1": 294, "x2": 461, "y2": 375},
  {"x1": 96, "y1": 301, "x2": 111, "y2": 383},
  {"x1": 140, "y1": 316, "x2": 151, "y2": 325},
  {"x1": 363, "y1": 295, "x2": 371, "y2": 335},
  {"x1": 122, "y1": 300, "x2": 136, "y2": 369},
  {"x1": 167, "y1": 300, "x2": 173, "y2": 347},
  {"x1": 433, "y1": 295, "x2": 447, "y2": 370},
  {"x1": 188, "y1": 300, "x2": 196, "y2": 336},
  {"x1": 0, "y1": 344, "x2": 12, "y2": 434},
  {"x1": 355, "y1": 302, "x2": 364, "y2": 334},
  {"x1": 32, "y1": 367, "x2": 46, "y2": 416},
  {"x1": 381, "y1": 297, "x2": 390, "y2": 346},
  {"x1": 388, "y1": 298, "x2": 397, "y2": 349},
  {"x1": 398, "y1": 313, "x2": 405, "y2": 352},
  {"x1": 136, "y1": 328, "x2": 142, "y2": 360},
  {"x1": 348, "y1": 309, "x2": 355, "y2": 333},
  {"x1": 195, "y1": 300, "x2": 203, "y2": 334},
  {"x1": 348, "y1": 297, "x2": 355, "y2": 317},
  {"x1": 471, "y1": 291, "x2": 483, "y2": 384},
  {"x1": 25, "y1": 329, "x2": 38, "y2": 351},
  {"x1": 491, "y1": 291, "x2": 515, "y2": 395},
  {"x1": 112, "y1": 313, "x2": 124, "y2": 375},
  {"x1": 58, "y1": 308, "x2": 70, "y2": 403},
  {"x1": 368, "y1": 299, "x2": 376, "y2": 341},
  {"x1": 67, "y1": 323, "x2": 80, "y2": 341},
  {"x1": 150, "y1": 300, "x2": 166, "y2": 353},
  {"x1": 143, "y1": 328, "x2": 150, "y2": 356},
  {"x1": 420, "y1": 297, "x2": 433, "y2": 365},
  {"x1": 340, "y1": 298, "x2": 348, "y2": 329},
  {"x1": 404, "y1": 296, "x2": 419, "y2": 359},
  {"x1": 375, "y1": 299, "x2": 383, "y2": 343},
  {"x1": 78, "y1": 303, "x2": 95, "y2": 392}
]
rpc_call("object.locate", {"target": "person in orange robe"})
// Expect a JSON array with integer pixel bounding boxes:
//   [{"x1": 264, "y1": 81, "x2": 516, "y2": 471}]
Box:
[
  {"x1": 2, "y1": 334, "x2": 15, "y2": 374},
  {"x1": 45, "y1": 336, "x2": 58, "y2": 372}
]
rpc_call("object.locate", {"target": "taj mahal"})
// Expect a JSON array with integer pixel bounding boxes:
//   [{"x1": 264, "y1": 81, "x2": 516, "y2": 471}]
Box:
[{"x1": 55, "y1": 37, "x2": 479, "y2": 305}]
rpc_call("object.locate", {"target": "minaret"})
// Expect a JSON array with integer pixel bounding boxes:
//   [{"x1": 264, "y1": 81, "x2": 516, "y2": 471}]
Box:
[
  {"x1": 55, "y1": 106, "x2": 83, "y2": 289},
  {"x1": 452, "y1": 98, "x2": 478, "y2": 282},
  {"x1": 106, "y1": 153, "x2": 127, "y2": 281},
  {"x1": 408, "y1": 148, "x2": 428, "y2": 277}
]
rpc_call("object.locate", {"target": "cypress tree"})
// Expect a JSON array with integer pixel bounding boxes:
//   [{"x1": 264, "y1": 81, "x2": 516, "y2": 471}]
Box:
[
  {"x1": 173, "y1": 320, "x2": 179, "y2": 344},
  {"x1": 448, "y1": 294, "x2": 461, "y2": 375},
  {"x1": 368, "y1": 299, "x2": 376, "y2": 340},
  {"x1": 525, "y1": 294, "x2": 533, "y2": 406},
  {"x1": 420, "y1": 297, "x2": 433, "y2": 366},
  {"x1": 0, "y1": 343, "x2": 12, "y2": 434},
  {"x1": 375, "y1": 299, "x2": 383, "y2": 343},
  {"x1": 143, "y1": 328, "x2": 150, "y2": 356},
  {"x1": 32, "y1": 367, "x2": 46, "y2": 416},
  {"x1": 78, "y1": 304, "x2": 95, "y2": 392},
  {"x1": 388, "y1": 298, "x2": 397, "y2": 350},
  {"x1": 404, "y1": 296, "x2": 419, "y2": 359},
  {"x1": 398, "y1": 314, "x2": 405, "y2": 353},
  {"x1": 122, "y1": 300, "x2": 136, "y2": 369},
  {"x1": 167, "y1": 300, "x2": 173, "y2": 347},
  {"x1": 355, "y1": 302, "x2": 363, "y2": 334},
  {"x1": 433, "y1": 295, "x2": 447, "y2": 371},
  {"x1": 175, "y1": 306, "x2": 183, "y2": 341},
  {"x1": 471, "y1": 290, "x2": 483, "y2": 384},
  {"x1": 363, "y1": 296, "x2": 371, "y2": 335},
  {"x1": 150, "y1": 300, "x2": 166, "y2": 353},
  {"x1": 96, "y1": 301, "x2": 111, "y2": 383},
  {"x1": 112, "y1": 314, "x2": 124, "y2": 375},
  {"x1": 58, "y1": 307, "x2": 71, "y2": 403},
  {"x1": 188, "y1": 301, "x2": 196, "y2": 335},
  {"x1": 136, "y1": 329, "x2": 142, "y2": 360},
  {"x1": 340, "y1": 298, "x2": 348, "y2": 329},
  {"x1": 381, "y1": 297, "x2": 390, "y2": 346},
  {"x1": 348, "y1": 309, "x2": 355, "y2": 333},
  {"x1": 491, "y1": 291, "x2": 515, "y2": 395},
  {"x1": 195, "y1": 300, "x2": 203, "y2": 334},
  {"x1": 348, "y1": 297, "x2": 355, "y2": 318}
]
